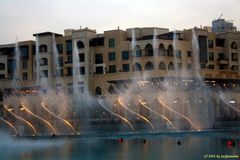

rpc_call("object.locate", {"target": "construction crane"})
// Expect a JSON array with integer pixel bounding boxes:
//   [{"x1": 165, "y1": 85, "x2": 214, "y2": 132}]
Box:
[{"x1": 217, "y1": 14, "x2": 223, "y2": 20}]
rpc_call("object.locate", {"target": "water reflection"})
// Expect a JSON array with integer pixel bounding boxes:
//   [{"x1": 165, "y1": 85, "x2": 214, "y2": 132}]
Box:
[{"x1": 0, "y1": 132, "x2": 240, "y2": 160}]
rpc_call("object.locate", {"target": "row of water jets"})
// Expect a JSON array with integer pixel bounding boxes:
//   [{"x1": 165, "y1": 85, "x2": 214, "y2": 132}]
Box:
[{"x1": 0, "y1": 28, "x2": 238, "y2": 136}]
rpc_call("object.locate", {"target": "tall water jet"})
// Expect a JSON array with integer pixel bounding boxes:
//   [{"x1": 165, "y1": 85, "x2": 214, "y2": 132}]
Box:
[
  {"x1": 153, "y1": 28, "x2": 158, "y2": 57},
  {"x1": 35, "y1": 35, "x2": 49, "y2": 90},
  {"x1": 12, "y1": 37, "x2": 21, "y2": 89},
  {"x1": 52, "y1": 34, "x2": 61, "y2": 81},
  {"x1": 191, "y1": 28, "x2": 201, "y2": 78},
  {"x1": 35, "y1": 35, "x2": 40, "y2": 85},
  {"x1": 172, "y1": 30, "x2": 180, "y2": 73},
  {"x1": 72, "y1": 40, "x2": 88, "y2": 105}
]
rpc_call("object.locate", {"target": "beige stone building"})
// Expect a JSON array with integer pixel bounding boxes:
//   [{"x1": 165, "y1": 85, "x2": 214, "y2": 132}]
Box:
[{"x1": 0, "y1": 20, "x2": 240, "y2": 123}]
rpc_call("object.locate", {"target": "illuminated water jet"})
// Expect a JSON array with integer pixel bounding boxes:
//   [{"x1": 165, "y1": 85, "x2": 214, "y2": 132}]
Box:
[
  {"x1": 0, "y1": 118, "x2": 18, "y2": 135},
  {"x1": 138, "y1": 98, "x2": 176, "y2": 130},
  {"x1": 98, "y1": 99, "x2": 135, "y2": 131},
  {"x1": 21, "y1": 103, "x2": 56, "y2": 135},
  {"x1": 157, "y1": 97, "x2": 199, "y2": 130},
  {"x1": 41, "y1": 102, "x2": 76, "y2": 134},
  {"x1": 3, "y1": 105, "x2": 37, "y2": 136},
  {"x1": 117, "y1": 97, "x2": 155, "y2": 131}
]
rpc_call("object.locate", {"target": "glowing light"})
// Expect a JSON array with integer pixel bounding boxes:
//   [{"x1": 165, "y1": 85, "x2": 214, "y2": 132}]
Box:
[
  {"x1": 229, "y1": 100, "x2": 236, "y2": 104},
  {"x1": 4, "y1": 105, "x2": 37, "y2": 135},
  {"x1": 118, "y1": 97, "x2": 155, "y2": 131},
  {"x1": 41, "y1": 102, "x2": 76, "y2": 134},
  {"x1": 21, "y1": 103, "x2": 56, "y2": 134},
  {"x1": 0, "y1": 118, "x2": 18, "y2": 135},
  {"x1": 98, "y1": 100, "x2": 135, "y2": 131},
  {"x1": 157, "y1": 97, "x2": 199, "y2": 130},
  {"x1": 138, "y1": 99, "x2": 176, "y2": 130}
]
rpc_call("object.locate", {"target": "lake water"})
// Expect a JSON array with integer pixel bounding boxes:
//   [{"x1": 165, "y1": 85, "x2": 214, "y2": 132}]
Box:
[{"x1": 0, "y1": 131, "x2": 240, "y2": 160}]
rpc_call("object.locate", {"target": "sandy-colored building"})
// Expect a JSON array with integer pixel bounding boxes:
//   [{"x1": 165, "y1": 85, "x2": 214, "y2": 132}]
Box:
[{"x1": 0, "y1": 20, "x2": 240, "y2": 123}]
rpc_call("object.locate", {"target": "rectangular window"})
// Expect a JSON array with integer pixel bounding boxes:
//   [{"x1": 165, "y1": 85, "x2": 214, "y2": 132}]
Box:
[
  {"x1": 22, "y1": 72, "x2": 28, "y2": 81},
  {"x1": 231, "y1": 65, "x2": 238, "y2": 71},
  {"x1": 216, "y1": 39, "x2": 225, "y2": 47},
  {"x1": 208, "y1": 40, "x2": 214, "y2": 48},
  {"x1": 187, "y1": 51, "x2": 191, "y2": 57},
  {"x1": 55, "y1": 69, "x2": 63, "y2": 77},
  {"x1": 122, "y1": 64, "x2": 130, "y2": 72},
  {"x1": 109, "y1": 65, "x2": 116, "y2": 73},
  {"x1": 58, "y1": 57, "x2": 63, "y2": 67},
  {"x1": 80, "y1": 67, "x2": 85, "y2": 75},
  {"x1": 0, "y1": 91, "x2": 3, "y2": 101},
  {"x1": 0, "y1": 74, "x2": 5, "y2": 79},
  {"x1": 22, "y1": 60, "x2": 28, "y2": 69},
  {"x1": 209, "y1": 52, "x2": 214, "y2": 61},
  {"x1": 41, "y1": 70, "x2": 48, "y2": 78},
  {"x1": 20, "y1": 46, "x2": 29, "y2": 59},
  {"x1": 232, "y1": 53, "x2": 238, "y2": 61},
  {"x1": 78, "y1": 86, "x2": 84, "y2": 93},
  {"x1": 66, "y1": 55, "x2": 72, "y2": 63},
  {"x1": 68, "y1": 88, "x2": 73, "y2": 94},
  {"x1": 207, "y1": 64, "x2": 214, "y2": 69},
  {"x1": 66, "y1": 40, "x2": 72, "y2": 54},
  {"x1": 108, "y1": 52, "x2": 115, "y2": 61},
  {"x1": 198, "y1": 36, "x2": 208, "y2": 63},
  {"x1": 57, "y1": 44, "x2": 63, "y2": 54},
  {"x1": 79, "y1": 53, "x2": 85, "y2": 62},
  {"x1": 96, "y1": 66, "x2": 104, "y2": 74},
  {"x1": 176, "y1": 50, "x2": 181, "y2": 58},
  {"x1": 109, "y1": 38, "x2": 115, "y2": 48},
  {"x1": 122, "y1": 51, "x2": 129, "y2": 60},
  {"x1": 200, "y1": 64, "x2": 206, "y2": 69},
  {"x1": 187, "y1": 63, "x2": 192, "y2": 70},
  {"x1": 177, "y1": 63, "x2": 182, "y2": 70},
  {"x1": 95, "y1": 53, "x2": 103, "y2": 64},
  {"x1": 218, "y1": 53, "x2": 227, "y2": 60},
  {"x1": 67, "y1": 67, "x2": 73, "y2": 76}
]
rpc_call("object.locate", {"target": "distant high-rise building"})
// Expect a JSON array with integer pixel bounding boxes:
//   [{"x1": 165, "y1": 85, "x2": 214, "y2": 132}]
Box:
[{"x1": 212, "y1": 19, "x2": 237, "y2": 33}]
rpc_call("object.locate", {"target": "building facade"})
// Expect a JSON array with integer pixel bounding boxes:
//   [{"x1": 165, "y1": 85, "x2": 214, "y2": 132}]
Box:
[{"x1": 0, "y1": 22, "x2": 240, "y2": 123}]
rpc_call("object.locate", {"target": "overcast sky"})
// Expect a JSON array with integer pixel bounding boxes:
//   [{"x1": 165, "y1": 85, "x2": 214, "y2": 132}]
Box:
[{"x1": 0, "y1": 0, "x2": 239, "y2": 44}]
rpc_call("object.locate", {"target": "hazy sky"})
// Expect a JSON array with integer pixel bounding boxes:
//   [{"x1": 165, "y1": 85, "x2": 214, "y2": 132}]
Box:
[{"x1": 0, "y1": 0, "x2": 239, "y2": 44}]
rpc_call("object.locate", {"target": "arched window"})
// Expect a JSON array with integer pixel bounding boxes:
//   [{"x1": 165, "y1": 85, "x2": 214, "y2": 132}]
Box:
[
  {"x1": 231, "y1": 42, "x2": 238, "y2": 49},
  {"x1": 167, "y1": 44, "x2": 173, "y2": 57},
  {"x1": 145, "y1": 44, "x2": 153, "y2": 56},
  {"x1": 40, "y1": 58, "x2": 48, "y2": 66},
  {"x1": 132, "y1": 63, "x2": 142, "y2": 71},
  {"x1": 159, "y1": 43, "x2": 165, "y2": 56},
  {"x1": 159, "y1": 61, "x2": 166, "y2": 70},
  {"x1": 77, "y1": 41, "x2": 84, "y2": 49},
  {"x1": 133, "y1": 45, "x2": 142, "y2": 57},
  {"x1": 108, "y1": 85, "x2": 117, "y2": 94},
  {"x1": 0, "y1": 63, "x2": 5, "y2": 70},
  {"x1": 39, "y1": 44, "x2": 48, "y2": 52},
  {"x1": 145, "y1": 61, "x2": 154, "y2": 70},
  {"x1": 168, "y1": 62, "x2": 174, "y2": 70},
  {"x1": 95, "y1": 87, "x2": 102, "y2": 96}
]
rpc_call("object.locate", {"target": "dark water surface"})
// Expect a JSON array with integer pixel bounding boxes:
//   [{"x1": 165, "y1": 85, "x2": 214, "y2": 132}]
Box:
[{"x1": 0, "y1": 131, "x2": 240, "y2": 160}]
